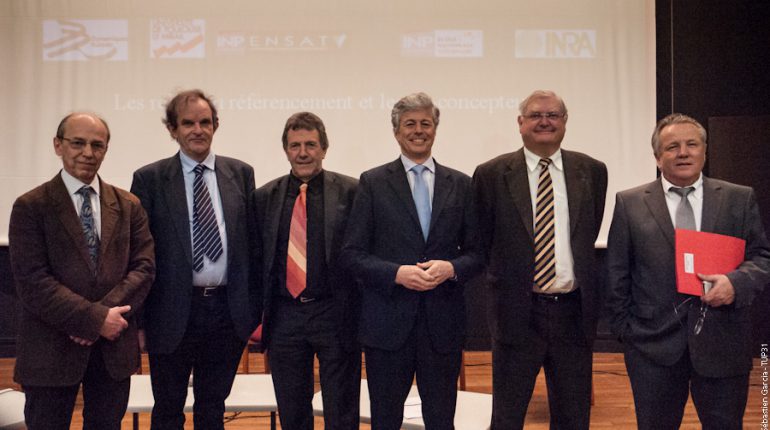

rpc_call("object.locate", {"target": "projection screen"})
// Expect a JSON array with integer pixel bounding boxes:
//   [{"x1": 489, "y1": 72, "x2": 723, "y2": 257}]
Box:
[{"x1": 0, "y1": 0, "x2": 656, "y2": 244}]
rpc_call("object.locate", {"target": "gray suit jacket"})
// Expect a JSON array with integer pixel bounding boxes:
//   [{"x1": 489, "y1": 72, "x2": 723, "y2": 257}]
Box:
[
  {"x1": 606, "y1": 176, "x2": 770, "y2": 377},
  {"x1": 254, "y1": 170, "x2": 359, "y2": 350},
  {"x1": 473, "y1": 148, "x2": 608, "y2": 346},
  {"x1": 131, "y1": 152, "x2": 261, "y2": 354}
]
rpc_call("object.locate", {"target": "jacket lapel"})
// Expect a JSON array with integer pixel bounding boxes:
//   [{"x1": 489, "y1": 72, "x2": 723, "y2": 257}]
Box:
[
  {"x1": 504, "y1": 150, "x2": 534, "y2": 240},
  {"x1": 97, "y1": 178, "x2": 120, "y2": 271},
  {"x1": 700, "y1": 177, "x2": 722, "y2": 233},
  {"x1": 430, "y1": 162, "x2": 451, "y2": 237},
  {"x1": 215, "y1": 158, "x2": 241, "y2": 265},
  {"x1": 643, "y1": 178, "x2": 676, "y2": 247},
  {"x1": 48, "y1": 174, "x2": 95, "y2": 271},
  {"x1": 163, "y1": 154, "x2": 193, "y2": 265},
  {"x1": 563, "y1": 151, "x2": 586, "y2": 237},
  {"x1": 323, "y1": 172, "x2": 340, "y2": 264},
  {"x1": 385, "y1": 159, "x2": 423, "y2": 238},
  {"x1": 264, "y1": 176, "x2": 289, "y2": 273}
]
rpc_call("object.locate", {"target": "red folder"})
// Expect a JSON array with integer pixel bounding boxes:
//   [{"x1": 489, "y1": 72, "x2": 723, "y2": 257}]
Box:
[{"x1": 675, "y1": 229, "x2": 745, "y2": 296}]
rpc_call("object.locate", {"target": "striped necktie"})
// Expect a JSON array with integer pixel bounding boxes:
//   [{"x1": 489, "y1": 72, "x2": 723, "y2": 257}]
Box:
[
  {"x1": 76, "y1": 186, "x2": 100, "y2": 267},
  {"x1": 192, "y1": 164, "x2": 223, "y2": 272},
  {"x1": 533, "y1": 158, "x2": 556, "y2": 291},
  {"x1": 286, "y1": 183, "x2": 308, "y2": 298}
]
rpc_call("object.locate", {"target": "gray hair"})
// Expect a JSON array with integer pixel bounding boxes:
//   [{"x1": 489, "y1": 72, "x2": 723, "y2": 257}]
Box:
[
  {"x1": 391, "y1": 92, "x2": 440, "y2": 132},
  {"x1": 518, "y1": 90, "x2": 568, "y2": 116},
  {"x1": 651, "y1": 113, "x2": 707, "y2": 155}
]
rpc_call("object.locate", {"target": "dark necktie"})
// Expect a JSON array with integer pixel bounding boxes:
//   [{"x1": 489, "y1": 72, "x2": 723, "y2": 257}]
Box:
[
  {"x1": 411, "y1": 164, "x2": 431, "y2": 241},
  {"x1": 286, "y1": 183, "x2": 308, "y2": 298},
  {"x1": 671, "y1": 186, "x2": 696, "y2": 230},
  {"x1": 76, "y1": 186, "x2": 100, "y2": 267},
  {"x1": 192, "y1": 164, "x2": 223, "y2": 272},
  {"x1": 534, "y1": 158, "x2": 556, "y2": 291}
]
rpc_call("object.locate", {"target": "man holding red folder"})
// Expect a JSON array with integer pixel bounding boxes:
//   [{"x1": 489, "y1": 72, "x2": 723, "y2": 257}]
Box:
[{"x1": 606, "y1": 113, "x2": 770, "y2": 429}]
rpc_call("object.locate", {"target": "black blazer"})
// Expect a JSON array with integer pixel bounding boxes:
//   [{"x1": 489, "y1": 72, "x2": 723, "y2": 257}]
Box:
[
  {"x1": 131, "y1": 152, "x2": 261, "y2": 354},
  {"x1": 606, "y1": 177, "x2": 770, "y2": 377},
  {"x1": 473, "y1": 148, "x2": 608, "y2": 346},
  {"x1": 341, "y1": 158, "x2": 483, "y2": 353},
  {"x1": 254, "y1": 170, "x2": 359, "y2": 350}
]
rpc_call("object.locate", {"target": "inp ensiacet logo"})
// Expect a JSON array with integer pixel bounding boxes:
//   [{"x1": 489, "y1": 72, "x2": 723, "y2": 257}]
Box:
[
  {"x1": 42, "y1": 19, "x2": 128, "y2": 61},
  {"x1": 515, "y1": 30, "x2": 597, "y2": 59},
  {"x1": 150, "y1": 19, "x2": 205, "y2": 59},
  {"x1": 401, "y1": 30, "x2": 483, "y2": 58}
]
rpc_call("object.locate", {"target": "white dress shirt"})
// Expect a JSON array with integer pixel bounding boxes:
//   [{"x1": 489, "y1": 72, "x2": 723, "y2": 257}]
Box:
[
  {"x1": 179, "y1": 151, "x2": 229, "y2": 287},
  {"x1": 61, "y1": 169, "x2": 101, "y2": 238}
]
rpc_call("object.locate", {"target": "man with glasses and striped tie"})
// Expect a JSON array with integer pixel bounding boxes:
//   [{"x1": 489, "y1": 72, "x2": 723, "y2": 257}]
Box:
[
  {"x1": 131, "y1": 90, "x2": 261, "y2": 429},
  {"x1": 606, "y1": 113, "x2": 770, "y2": 429},
  {"x1": 9, "y1": 112, "x2": 155, "y2": 429},
  {"x1": 473, "y1": 90, "x2": 608, "y2": 429}
]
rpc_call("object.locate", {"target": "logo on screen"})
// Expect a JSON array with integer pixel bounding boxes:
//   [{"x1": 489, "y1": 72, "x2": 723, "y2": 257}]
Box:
[
  {"x1": 216, "y1": 32, "x2": 347, "y2": 53},
  {"x1": 515, "y1": 30, "x2": 596, "y2": 58},
  {"x1": 150, "y1": 19, "x2": 205, "y2": 59},
  {"x1": 42, "y1": 20, "x2": 128, "y2": 62},
  {"x1": 401, "y1": 30, "x2": 483, "y2": 58}
]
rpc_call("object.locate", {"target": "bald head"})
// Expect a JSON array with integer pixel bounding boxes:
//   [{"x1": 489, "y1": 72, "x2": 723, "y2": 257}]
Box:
[{"x1": 53, "y1": 112, "x2": 110, "y2": 184}]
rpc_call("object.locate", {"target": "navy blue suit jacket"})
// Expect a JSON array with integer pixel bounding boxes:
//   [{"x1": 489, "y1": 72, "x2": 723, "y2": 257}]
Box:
[
  {"x1": 131, "y1": 152, "x2": 261, "y2": 354},
  {"x1": 341, "y1": 158, "x2": 483, "y2": 353}
]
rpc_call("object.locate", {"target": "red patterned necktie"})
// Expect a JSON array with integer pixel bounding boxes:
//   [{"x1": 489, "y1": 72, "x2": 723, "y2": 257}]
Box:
[{"x1": 286, "y1": 183, "x2": 308, "y2": 298}]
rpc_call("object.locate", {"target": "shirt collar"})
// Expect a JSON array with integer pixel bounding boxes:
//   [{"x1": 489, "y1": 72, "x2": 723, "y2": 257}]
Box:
[
  {"x1": 400, "y1": 154, "x2": 435, "y2": 173},
  {"x1": 179, "y1": 150, "x2": 216, "y2": 174},
  {"x1": 523, "y1": 146, "x2": 563, "y2": 172},
  {"x1": 60, "y1": 169, "x2": 100, "y2": 197},
  {"x1": 289, "y1": 169, "x2": 325, "y2": 190},
  {"x1": 661, "y1": 173, "x2": 703, "y2": 194}
]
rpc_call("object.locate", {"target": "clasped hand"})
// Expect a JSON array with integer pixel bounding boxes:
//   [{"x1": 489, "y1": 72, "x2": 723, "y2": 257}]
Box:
[
  {"x1": 395, "y1": 260, "x2": 455, "y2": 291},
  {"x1": 69, "y1": 305, "x2": 131, "y2": 346}
]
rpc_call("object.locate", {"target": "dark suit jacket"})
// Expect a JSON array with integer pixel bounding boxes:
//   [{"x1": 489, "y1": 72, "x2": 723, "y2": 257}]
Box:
[
  {"x1": 131, "y1": 153, "x2": 261, "y2": 354},
  {"x1": 255, "y1": 170, "x2": 359, "y2": 350},
  {"x1": 341, "y1": 158, "x2": 483, "y2": 353},
  {"x1": 606, "y1": 177, "x2": 770, "y2": 377},
  {"x1": 9, "y1": 174, "x2": 155, "y2": 386},
  {"x1": 472, "y1": 148, "x2": 608, "y2": 346}
]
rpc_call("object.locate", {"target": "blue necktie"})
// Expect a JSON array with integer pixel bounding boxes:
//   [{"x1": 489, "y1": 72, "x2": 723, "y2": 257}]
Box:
[
  {"x1": 411, "y1": 164, "x2": 431, "y2": 241},
  {"x1": 76, "y1": 186, "x2": 100, "y2": 267},
  {"x1": 192, "y1": 164, "x2": 224, "y2": 272}
]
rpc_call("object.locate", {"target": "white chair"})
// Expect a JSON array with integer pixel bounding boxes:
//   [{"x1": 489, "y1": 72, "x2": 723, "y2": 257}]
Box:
[
  {"x1": 0, "y1": 388, "x2": 26, "y2": 430},
  {"x1": 312, "y1": 380, "x2": 492, "y2": 430},
  {"x1": 127, "y1": 374, "x2": 278, "y2": 430}
]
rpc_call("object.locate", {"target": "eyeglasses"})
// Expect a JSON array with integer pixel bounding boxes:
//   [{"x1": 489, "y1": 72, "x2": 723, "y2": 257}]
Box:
[
  {"x1": 673, "y1": 297, "x2": 708, "y2": 336},
  {"x1": 522, "y1": 112, "x2": 567, "y2": 122},
  {"x1": 59, "y1": 137, "x2": 107, "y2": 153}
]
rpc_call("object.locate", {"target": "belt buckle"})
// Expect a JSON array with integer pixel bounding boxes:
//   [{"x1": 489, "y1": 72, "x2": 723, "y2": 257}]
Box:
[
  {"x1": 299, "y1": 297, "x2": 316, "y2": 303},
  {"x1": 202, "y1": 286, "x2": 217, "y2": 297}
]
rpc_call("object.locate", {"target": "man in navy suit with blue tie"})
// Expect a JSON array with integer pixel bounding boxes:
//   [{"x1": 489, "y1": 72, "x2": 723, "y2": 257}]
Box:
[{"x1": 342, "y1": 92, "x2": 483, "y2": 430}]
